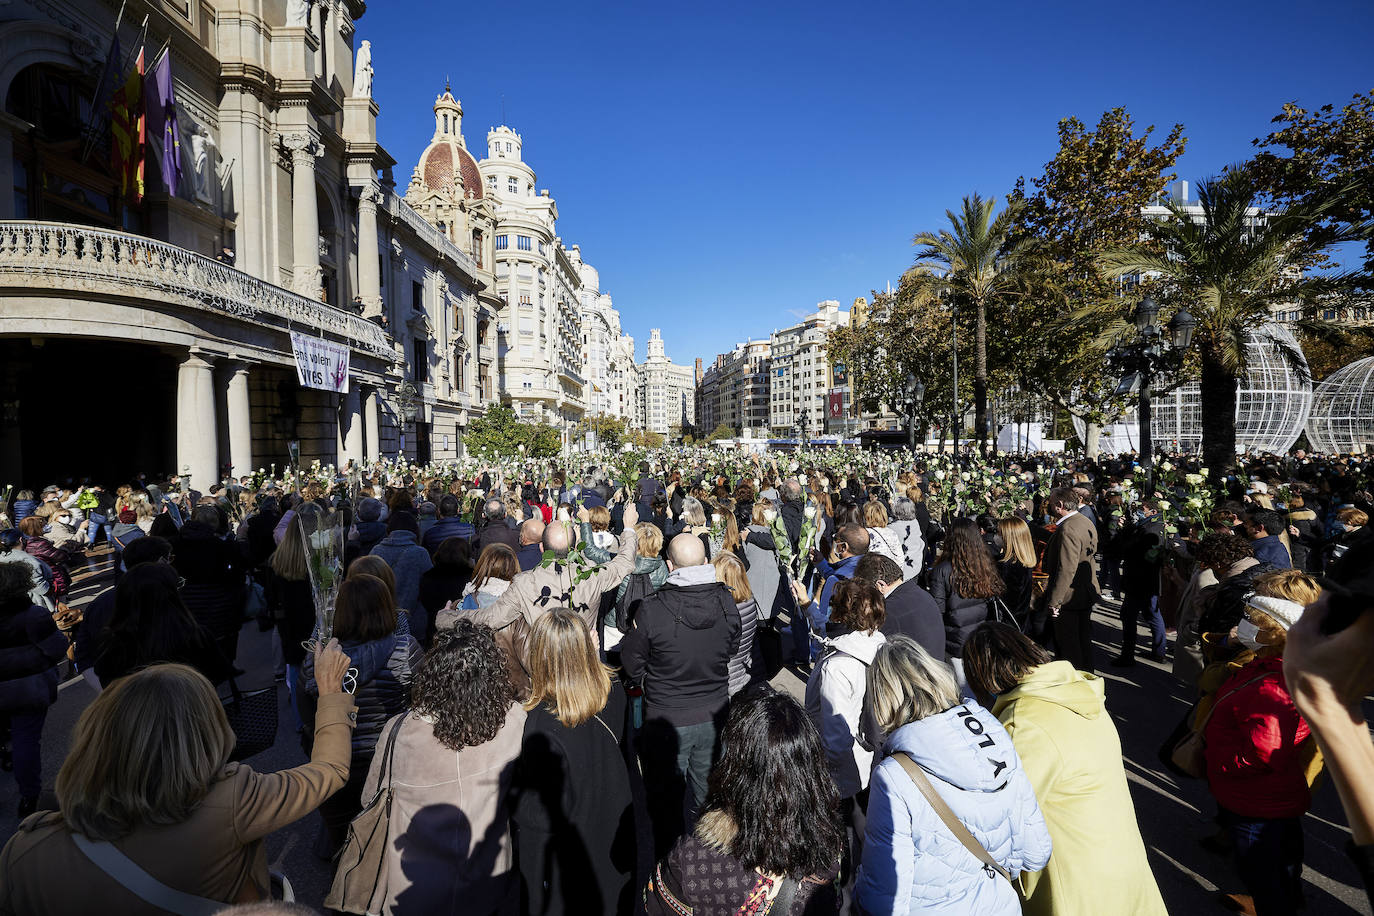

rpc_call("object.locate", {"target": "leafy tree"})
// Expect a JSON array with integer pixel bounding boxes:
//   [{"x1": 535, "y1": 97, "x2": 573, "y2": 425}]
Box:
[
  {"x1": 828, "y1": 285, "x2": 972, "y2": 447},
  {"x1": 1295, "y1": 323, "x2": 1374, "y2": 381},
  {"x1": 707, "y1": 422, "x2": 736, "y2": 442},
  {"x1": 908, "y1": 194, "x2": 1035, "y2": 456},
  {"x1": 576, "y1": 414, "x2": 628, "y2": 451},
  {"x1": 1251, "y1": 91, "x2": 1374, "y2": 275},
  {"x1": 463, "y1": 404, "x2": 563, "y2": 458},
  {"x1": 1007, "y1": 108, "x2": 1187, "y2": 456},
  {"x1": 626, "y1": 428, "x2": 665, "y2": 449},
  {"x1": 1099, "y1": 167, "x2": 1368, "y2": 477}
]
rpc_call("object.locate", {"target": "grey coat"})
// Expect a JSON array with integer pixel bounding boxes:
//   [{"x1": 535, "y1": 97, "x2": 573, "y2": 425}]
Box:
[{"x1": 743, "y1": 525, "x2": 782, "y2": 620}]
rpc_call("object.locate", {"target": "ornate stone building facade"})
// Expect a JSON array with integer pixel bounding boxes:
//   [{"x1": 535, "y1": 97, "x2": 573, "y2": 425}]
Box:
[
  {"x1": 637, "y1": 329, "x2": 694, "y2": 436},
  {"x1": 573, "y1": 247, "x2": 637, "y2": 425},
  {"x1": 0, "y1": 0, "x2": 486, "y2": 485},
  {"x1": 768, "y1": 300, "x2": 850, "y2": 438},
  {"x1": 474, "y1": 124, "x2": 585, "y2": 438}
]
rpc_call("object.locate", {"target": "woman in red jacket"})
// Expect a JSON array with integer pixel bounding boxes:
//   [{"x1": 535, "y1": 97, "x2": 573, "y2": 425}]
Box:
[
  {"x1": 1204, "y1": 569, "x2": 1323, "y2": 916},
  {"x1": 17, "y1": 517, "x2": 74, "y2": 601}
]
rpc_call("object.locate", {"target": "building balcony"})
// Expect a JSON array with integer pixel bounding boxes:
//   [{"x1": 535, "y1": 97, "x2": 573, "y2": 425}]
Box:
[{"x1": 0, "y1": 221, "x2": 392, "y2": 359}]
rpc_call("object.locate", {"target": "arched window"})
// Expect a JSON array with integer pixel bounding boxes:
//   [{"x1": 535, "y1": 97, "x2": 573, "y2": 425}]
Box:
[{"x1": 443, "y1": 114, "x2": 449, "y2": 133}]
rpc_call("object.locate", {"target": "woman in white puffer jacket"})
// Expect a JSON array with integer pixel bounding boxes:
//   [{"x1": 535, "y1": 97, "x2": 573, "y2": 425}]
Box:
[{"x1": 857, "y1": 636, "x2": 1052, "y2": 916}]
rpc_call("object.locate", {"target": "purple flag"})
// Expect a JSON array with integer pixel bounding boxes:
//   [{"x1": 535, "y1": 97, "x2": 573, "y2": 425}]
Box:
[{"x1": 142, "y1": 51, "x2": 183, "y2": 194}]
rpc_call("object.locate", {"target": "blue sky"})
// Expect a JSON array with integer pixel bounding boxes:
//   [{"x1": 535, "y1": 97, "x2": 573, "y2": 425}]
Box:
[{"x1": 364, "y1": 0, "x2": 1373, "y2": 367}]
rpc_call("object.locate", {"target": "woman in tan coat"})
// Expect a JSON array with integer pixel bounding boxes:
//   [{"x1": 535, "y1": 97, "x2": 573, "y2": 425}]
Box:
[
  {"x1": 343, "y1": 618, "x2": 526, "y2": 915},
  {"x1": 0, "y1": 640, "x2": 355, "y2": 915}
]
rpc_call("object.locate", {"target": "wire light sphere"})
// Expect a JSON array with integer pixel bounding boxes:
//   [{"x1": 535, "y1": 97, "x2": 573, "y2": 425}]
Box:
[
  {"x1": 1305, "y1": 357, "x2": 1374, "y2": 454},
  {"x1": 1074, "y1": 323, "x2": 1313, "y2": 455}
]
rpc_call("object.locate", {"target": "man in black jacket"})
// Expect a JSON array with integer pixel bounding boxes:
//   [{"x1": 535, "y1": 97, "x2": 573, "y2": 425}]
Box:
[
  {"x1": 853, "y1": 554, "x2": 945, "y2": 661},
  {"x1": 472, "y1": 497, "x2": 519, "y2": 556},
  {"x1": 1111, "y1": 498, "x2": 1168, "y2": 666},
  {"x1": 622, "y1": 533, "x2": 741, "y2": 858}
]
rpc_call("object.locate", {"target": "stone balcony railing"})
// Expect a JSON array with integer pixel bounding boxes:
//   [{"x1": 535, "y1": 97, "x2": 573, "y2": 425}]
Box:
[
  {"x1": 0, "y1": 221, "x2": 393, "y2": 358},
  {"x1": 386, "y1": 198, "x2": 481, "y2": 281}
]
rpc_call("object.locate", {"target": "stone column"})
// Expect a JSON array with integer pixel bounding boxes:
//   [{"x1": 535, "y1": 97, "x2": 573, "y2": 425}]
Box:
[
  {"x1": 225, "y1": 361, "x2": 253, "y2": 479},
  {"x1": 363, "y1": 386, "x2": 380, "y2": 459},
  {"x1": 356, "y1": 182, "x2": 383, "y2": 319},
  {"x1": 283, "y1": 132, "x2": 322, "y2": 297},
  {"x1": 176, "y1": 350, "x2": 219, "y2": 490},
  {"x1": 340, "y1": 386, "x2": 363, "y2": 465}
]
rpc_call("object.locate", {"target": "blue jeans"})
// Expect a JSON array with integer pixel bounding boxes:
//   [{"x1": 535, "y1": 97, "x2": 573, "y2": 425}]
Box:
[
  {"x1": 1220, "y1": 807, "x2": 1305, "y2": 915},
  {"x1": 87, "y1": 512, "x2": 112, "y2": 548},
  {"x1": 1120, "y1": 593, "x2": 1166, "y2": 657},
  {"x1": 4, "y1": 710, "x2": 47, "y2": 799}
]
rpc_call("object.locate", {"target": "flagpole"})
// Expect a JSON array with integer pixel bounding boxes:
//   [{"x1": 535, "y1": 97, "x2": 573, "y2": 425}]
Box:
[
  {"x1": 79, "y1": 0, "x2": 129, "y2": 163},
  {"x1": 147, "y1": 37, "x2": 172, "y2": 73},
  {"x1": 123, "y1": 15, "x2": 150, "y2": 73}
]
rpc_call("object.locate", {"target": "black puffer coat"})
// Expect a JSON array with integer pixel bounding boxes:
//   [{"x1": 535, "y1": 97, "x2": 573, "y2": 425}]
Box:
[
  {"x1": 928, "y1": 560, "x2": 993, "y2": 659},
  {"x1": 0, "y1": 601, "x2": 69, "y2": 712},
  {"x1": 303, "y1": 629, "x2": 419, "y2": 757}
]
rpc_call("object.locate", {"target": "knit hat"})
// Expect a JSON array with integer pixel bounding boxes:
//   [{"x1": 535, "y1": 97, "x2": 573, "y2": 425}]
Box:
[
  {"x1": 356, "y1": 497, "x2": 383, "y2": 523},
  {"x1": 118, "y1": 509, "x2": 137, "y2": 524},
  {"x1": 1245, "y1": 594, "x2": 1305, "y2": 631}
]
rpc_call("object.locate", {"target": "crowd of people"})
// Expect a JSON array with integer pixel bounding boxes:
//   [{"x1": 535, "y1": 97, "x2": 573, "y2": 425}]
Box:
[{"x1": 0, "y1": 446, "x2": 1371, "y2": 916}]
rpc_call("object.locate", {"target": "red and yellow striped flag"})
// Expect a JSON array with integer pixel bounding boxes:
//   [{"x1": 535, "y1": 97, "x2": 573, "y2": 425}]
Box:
[{"x1": 110, "y1": 47, "x2": 145, "y2": 204}]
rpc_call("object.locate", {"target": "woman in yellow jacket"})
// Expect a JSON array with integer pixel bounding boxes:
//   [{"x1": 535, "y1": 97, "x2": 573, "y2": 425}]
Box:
[{"x1": 963, "y1": 621, "x2": 1167, "y2": 916}]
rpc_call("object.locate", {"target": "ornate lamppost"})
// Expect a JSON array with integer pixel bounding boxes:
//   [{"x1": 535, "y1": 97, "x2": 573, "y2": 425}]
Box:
[
  {"x1": 1109, "y1": 295, "x2": 1197, "y2": 489},
  {"x1": 904, "y1": 372, "x2": 925, "y2": 451}
]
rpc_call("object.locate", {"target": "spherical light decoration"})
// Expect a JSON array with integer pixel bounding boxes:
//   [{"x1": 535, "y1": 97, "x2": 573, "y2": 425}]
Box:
[
  {"x1": 1073, "y1": 323, "x2": 1313, "y2": 455},
  {"x1": 1305, "y1": 357, "x2": 1374, "y2": 454}
]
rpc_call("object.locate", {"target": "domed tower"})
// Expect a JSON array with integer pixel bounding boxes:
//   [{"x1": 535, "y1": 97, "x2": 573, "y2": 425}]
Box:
[
  {"x1": 408, "y1": 85, "x2": 483, "y2": 204},
  {"x1": 405, "y1": 85, "x2": 487, "y2": 250}
]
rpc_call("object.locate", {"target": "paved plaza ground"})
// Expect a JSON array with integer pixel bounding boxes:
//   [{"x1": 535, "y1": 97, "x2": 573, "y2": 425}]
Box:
[{"x1": 3, "y1": 546, "x2": 1370, "y2": 915}]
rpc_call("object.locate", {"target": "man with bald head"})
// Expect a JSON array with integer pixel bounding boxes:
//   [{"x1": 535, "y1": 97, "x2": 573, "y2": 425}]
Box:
[
  {"x1": 460, "y1": 502, "x2": 639, "y2": 653},
  {"x1": 622, "y1": 531, "x2": 741, "y2": 857},
  {"x1": 516, "y1": 517, "x2": 546, "y2": 571},
  {"x1": 790, "y1": 524, "x2": 869, "y2": 667}
]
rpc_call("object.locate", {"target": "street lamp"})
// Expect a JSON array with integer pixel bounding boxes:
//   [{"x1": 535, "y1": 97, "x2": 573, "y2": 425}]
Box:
[
  {"x1": 904, "y1": 372, "x2": 925, "y2": 450},
  {"x1": 798, "y1": 407, "x2": 809, "y2": 449},
  {"x1": 1111, "y1": 296, "x2": 1195, "y2": 490}
]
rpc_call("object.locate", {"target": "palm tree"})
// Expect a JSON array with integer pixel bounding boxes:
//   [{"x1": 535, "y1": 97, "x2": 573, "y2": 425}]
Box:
[
  {"x1": 910, "y1": 194, "x2": 1033, "y2": 456},
  {"x1": 1099, "y1": 167, "x2": 1368, "y2": 476}
]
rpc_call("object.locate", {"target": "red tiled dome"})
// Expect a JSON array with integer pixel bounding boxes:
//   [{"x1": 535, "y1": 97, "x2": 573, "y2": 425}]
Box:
[{"x1": 421, "y1": 141, "x2": 482, "y2": 200}]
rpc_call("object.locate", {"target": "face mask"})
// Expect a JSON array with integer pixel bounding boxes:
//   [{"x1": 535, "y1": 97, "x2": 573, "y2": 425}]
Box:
[
  {"x1": 1236, "y1": 618, "x2": 1264, "y2": 651},
  {"x1": 58, "y1": 516, "x2": 71, "y2": 524}
]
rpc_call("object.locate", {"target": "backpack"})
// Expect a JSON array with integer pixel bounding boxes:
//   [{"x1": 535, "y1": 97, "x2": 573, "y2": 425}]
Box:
[{"x1": 615, "y1": 571, "x2": 656, "y2": 633}]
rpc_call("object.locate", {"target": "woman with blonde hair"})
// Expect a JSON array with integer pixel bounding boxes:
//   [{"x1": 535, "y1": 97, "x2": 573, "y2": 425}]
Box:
[
  {"x1": 863, "y1": 500, "x2": 903, "y2": 568},
  {"x1": 0, "y1": 643, "x2": 354, "y2": 914},
  {"x1": 857, "y1": 635, "x2": 1051, "y2": 915},
  {"x1": 713, "y1": 553, "x2": 759, "y2": 695},
  {"x1": 513, "y1": 608, "x2": 634, "y2": 915},
  {"x1": 996, "y1": 516, "x2": 1037, "y2": 624}
]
